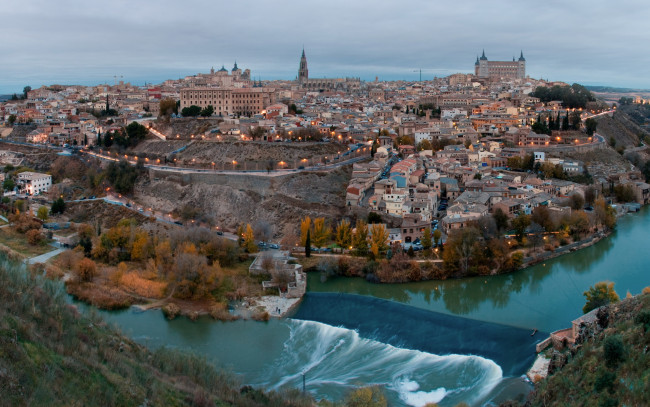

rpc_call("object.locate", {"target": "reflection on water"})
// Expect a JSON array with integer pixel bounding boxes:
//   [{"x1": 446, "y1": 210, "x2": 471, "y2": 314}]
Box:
[{"x1": 309, "y1": 208, "x2": 650, "y2": 332}]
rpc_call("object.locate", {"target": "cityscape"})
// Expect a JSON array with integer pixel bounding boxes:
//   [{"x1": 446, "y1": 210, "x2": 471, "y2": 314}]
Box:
[{"x1": 1, "y1": 1, "x2": 650, "y2": 407}]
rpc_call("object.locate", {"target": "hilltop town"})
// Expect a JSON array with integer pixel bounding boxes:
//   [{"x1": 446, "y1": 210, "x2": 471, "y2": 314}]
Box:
[{"x1": 0, "y1": 50, "x2": 649, "y2": 298}]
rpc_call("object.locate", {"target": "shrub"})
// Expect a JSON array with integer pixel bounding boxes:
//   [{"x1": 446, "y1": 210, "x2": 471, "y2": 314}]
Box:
[
  {"x1": 162, "y1": 303, "x2": 181, "y2": 320},
  {"x1": 603, "y1": 335, "x2": 625, "y2": 369},
  {"x1": 26, "y1": 229, "x2": 44, "y2": 245},
  {"x1": 594, "y1": 370, "x2": 616, "y2": 393},
  {"x1": 75, "y1": 258, "x2": 97, "y2": 282},
  {"x1": 634, "y1": 310, "x2": 650, "y2": 332}
]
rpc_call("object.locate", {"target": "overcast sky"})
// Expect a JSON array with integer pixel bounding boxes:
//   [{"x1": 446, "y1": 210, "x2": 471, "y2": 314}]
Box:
[{"x1": 2, "y1": 0, "x2": 649, "y2": 93}]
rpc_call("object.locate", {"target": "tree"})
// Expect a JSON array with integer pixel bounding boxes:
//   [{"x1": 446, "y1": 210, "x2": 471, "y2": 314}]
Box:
[
  {"x1": 36, "y1": 206, "x2": 49, "y2": 221},
  {"x1": 369, "y1": 224, "x2": 389, "y2": 257},
  {"x1": 583, "y1": 281, "x2": 620, "y2": 314},
  {"x1": 569, "y1": 193, "x2": 585, "y2": 210},
  {"x1": 443, "y1": 227, "x2": 479, "y2": 275},
  {"x1": 3, "y1": 178, "x2": 15, "y2": 192},
  {"x1": 26, "y1": 229, "x2": 44, "y2": 245},
  {"x1": 51, "y1": 197, "x2": 66, "y2": 214},
  {"x1": 433, "y1": 229, "x2": 442, "y2": 247},
  {"x1": 585, "y1": 186, "x2": 597, "y2": 206},
  {"x1": 75, "y1": 258, "x2": 97, "y2": 282},
  {"x1": 312, "y1": 217, "x2": 330, "y2": 249},
  {"x1": 181, "y1": 105, "x2": 201, "y2": 117},
  {"x1": 421, "y1": 227, "x2": 432, "y2": 250},
  {"x1": 200, "y1": 105, "x2": 214, "y2": 117},
  {"x1": 159, "y1": 98, "x2": 178, "y2": 117},
  {"x1": 352, "y1": 219, "x2": 369, "y2": 256},
  {"x1": 7, "y1": 115, "x2": 16, "y2": 125},
  {"x1": 305, "y1": 229, "x2": 311, "y2": 258},
  {"x1": 335, "y1": 219, "x2": 352, "y2": 251},
  {"x1": 243, "y1": 224, "x2": 257, "y2": 253},
  {"x1": 367, "y1": 212, "x2": 382, "y2": 224},
  {"x1": 493, "y1": 208, "x2": 509, "y2": 232},
  {"x1": 594, "y1": 197, "x2": 616, "y2": 230},
  {"x1": 512, "y1": 214, "x2": 531, "y2": 242},
  {"x1": 300, "y1": 216, "x2": 312, "y2": 247},
  {"x1": 603, "y1": 335, "x2": 625, "y2": 369},
  {"x1": 585, "y1": 118, "x2": 598, "y2": 136}
]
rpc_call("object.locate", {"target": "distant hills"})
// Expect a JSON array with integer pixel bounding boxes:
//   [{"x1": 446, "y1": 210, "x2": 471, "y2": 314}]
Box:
[{"x1": 586, "y1": 85, "x2": 650, "y2": 93}]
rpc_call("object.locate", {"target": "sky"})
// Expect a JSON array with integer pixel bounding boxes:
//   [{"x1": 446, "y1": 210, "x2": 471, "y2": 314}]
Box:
[{"x1": 1, "y1": 0, "x2": 650, "y2": 93}]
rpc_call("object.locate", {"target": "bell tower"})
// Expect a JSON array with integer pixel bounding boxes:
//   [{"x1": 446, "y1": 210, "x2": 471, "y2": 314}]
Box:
[{"x1": 298, "y1": 48, "x2": 308, "y2": 84}]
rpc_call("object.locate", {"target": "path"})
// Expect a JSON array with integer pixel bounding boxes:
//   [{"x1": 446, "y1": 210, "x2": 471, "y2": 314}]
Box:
[{"x1": 28, "y1": 245, "x2": 65, "y2": 264}]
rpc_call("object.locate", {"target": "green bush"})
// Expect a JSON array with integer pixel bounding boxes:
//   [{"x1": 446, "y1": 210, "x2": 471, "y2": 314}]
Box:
[{"x1": 603, "y1": 335, "x2": 625, "y2": 369}]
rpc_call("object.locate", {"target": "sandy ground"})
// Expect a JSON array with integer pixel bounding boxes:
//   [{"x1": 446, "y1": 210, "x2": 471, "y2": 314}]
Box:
[
  {"x1": 252, "y1": 296, "x2": 302, "y2": 317},
  {"x1": 527, "y1": 354, "x2": 550, "y2": 382}
]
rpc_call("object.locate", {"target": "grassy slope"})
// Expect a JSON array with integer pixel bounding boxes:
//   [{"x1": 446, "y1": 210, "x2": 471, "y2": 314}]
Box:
[
  {"x1": 524, "y1": 293, "x2": 650, "y2": 407},
  {"x1": 0, "y1": 257, "x2": 311, "y2": 407}
]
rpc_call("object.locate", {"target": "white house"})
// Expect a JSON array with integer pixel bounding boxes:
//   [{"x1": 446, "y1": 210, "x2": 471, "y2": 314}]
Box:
[{"x1": 18, "y1": 172, "x2": 52, "y2": 195}]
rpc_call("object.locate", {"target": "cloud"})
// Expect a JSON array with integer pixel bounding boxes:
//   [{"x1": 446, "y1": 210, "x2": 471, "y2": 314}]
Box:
[{"x1": 1, "y1": 0, "x2": 649, "y2": 92}]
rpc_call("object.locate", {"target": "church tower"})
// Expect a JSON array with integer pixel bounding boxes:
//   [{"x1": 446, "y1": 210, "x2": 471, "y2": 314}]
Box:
[{"x1": 298, "y1": 48, "x2": 308, "y2": 84}]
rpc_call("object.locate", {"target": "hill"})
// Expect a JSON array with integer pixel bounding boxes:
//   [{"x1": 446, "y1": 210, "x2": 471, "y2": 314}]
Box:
[
  {"x1": 506, "y1": 293, "x2": 650, "y2": 407},
  {"x1": 0, "y1": 256, "x2": 311, "y2": 407}
]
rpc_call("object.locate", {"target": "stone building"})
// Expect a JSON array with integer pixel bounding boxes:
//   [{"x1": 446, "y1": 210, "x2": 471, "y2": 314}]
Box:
[
  {"x1": 179, "y1": 87, "x2": 275, "y2": 116},
  {"x1": 474, "y1": 50, "x2": 526, "y2": 80}
]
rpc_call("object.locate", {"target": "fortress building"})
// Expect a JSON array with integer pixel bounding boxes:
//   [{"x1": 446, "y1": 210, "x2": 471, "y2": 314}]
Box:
[
  {"x1": 297, "y1": 49, "x2": 361, "y2": 92},
  {"x1": 474, "y1": 50, "x2": 526, "y2": 80}
]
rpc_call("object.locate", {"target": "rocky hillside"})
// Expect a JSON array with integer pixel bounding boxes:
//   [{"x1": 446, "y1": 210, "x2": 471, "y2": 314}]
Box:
[
  {"x1": 152, "y1": 117, "x2": 223, "y2": 139},
  {"x1": 0, "y1": 257, "x2": 311, "y2": 406},
  {"x1": 595, "y1": 109, "x2": 648, "y2": 149},
  {"x1": 136, "y1": 166, "x2": 353, "y2": 240},
  {"x1": 514, "y1": 292, "x2": 650, "y2": 407}
]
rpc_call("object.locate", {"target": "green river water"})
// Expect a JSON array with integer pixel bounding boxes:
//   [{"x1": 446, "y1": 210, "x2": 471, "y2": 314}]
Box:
[{"x1": 92, "y1": 207, "x2": 650, "y2": 406}]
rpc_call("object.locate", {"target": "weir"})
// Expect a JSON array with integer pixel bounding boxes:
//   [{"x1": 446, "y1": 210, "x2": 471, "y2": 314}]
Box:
[{"x1": 292, "y1": 292, "x2": 545, "y2": 376}]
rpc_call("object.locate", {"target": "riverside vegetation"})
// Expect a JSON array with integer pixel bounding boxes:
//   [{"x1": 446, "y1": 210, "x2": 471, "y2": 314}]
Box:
[
  {"x1": 297, "y1": 195, "x2": 617, "y2": 283},
  {"x1": 0, "y1": 256, "x2": 312, "y2": 407}
]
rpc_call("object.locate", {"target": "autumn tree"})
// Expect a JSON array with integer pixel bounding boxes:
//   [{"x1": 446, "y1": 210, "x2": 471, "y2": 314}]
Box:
[
  {"x1": 594, "y1": 197, "x2": 616, "y2": 230},
  {"x1": 159, "y1": 98, "x2": 178, "y2": 117},
  {"x1": 583, "y1": 281, "x2": 620, "y2": 313},
  {"x1": 352, "y1": 219, "x2": 369, "y2": 256},
  {"x1": 75, "y1": 258, "x2": 97, "y2": 282},
  {"x1": 569, "y1": 193, "x2": 585, "y2": 210},
  {"x1": 130, "y1": 231, "x2": 150, "y2": 262},
  {"x1": 531, "y1": 205, "x2": 554, "y2": 232},
  {"x1": 443, "y1": 227, "x2": 479, "y2": 275},
  {"x1": 311, "y1": 217, "x2": 330, "y2": 249},
  {"x1": 433, "y1": 229, "x2": 442, "y2": 247},
  {"x1": 421, "y1": 227, "x2": 432, "y2": 251},
  {"x1": 300, "y1": 216, "x2": 312, "y2": 247},
  {"x1": 36, "y1": 206, "x2": 49, "y2": 221},
  {"x1": 335, "y1": 219, "x2": 352, "y2": 251},
  {"x1": 369, "y1": 224, "x2": 389, "y2": 258},
  {"x1": 26, "y1": 229, "x2": 44, "y2": 245},
  {"x1": 243, "y1": 223, "x2": 257, "y2": 253}
]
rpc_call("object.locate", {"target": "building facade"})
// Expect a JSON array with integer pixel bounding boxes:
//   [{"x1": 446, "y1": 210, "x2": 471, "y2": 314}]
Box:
[
  {"x1": 18, "y1": 172, "x2": 52, "y2": 195},
  {"x1": 179, "y1": 87, "x2": 275, "y2": 116},
  {"x1": 474, "y1": 50, "x2": 526, "y2": 80}
]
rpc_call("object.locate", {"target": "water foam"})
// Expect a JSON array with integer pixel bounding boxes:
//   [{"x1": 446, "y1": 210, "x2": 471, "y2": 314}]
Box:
[{"x1": 259, "y1": 319, "x2": 503, "y2": 406}]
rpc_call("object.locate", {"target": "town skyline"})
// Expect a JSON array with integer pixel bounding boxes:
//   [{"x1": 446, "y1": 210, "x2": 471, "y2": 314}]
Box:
[{"x1": 2, "y1": 0, "x2": 650, "y2": 93}]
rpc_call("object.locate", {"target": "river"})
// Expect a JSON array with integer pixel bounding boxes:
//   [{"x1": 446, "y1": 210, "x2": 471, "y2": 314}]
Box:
[{"x1": 93, "y1": 207, "x2": 650, "y2": 407}]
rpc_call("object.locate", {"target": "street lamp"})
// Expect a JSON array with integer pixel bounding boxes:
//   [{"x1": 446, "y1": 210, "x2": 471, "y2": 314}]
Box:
[{"x1": 232, "y1": 160, "x2": 237, "y2": 170}]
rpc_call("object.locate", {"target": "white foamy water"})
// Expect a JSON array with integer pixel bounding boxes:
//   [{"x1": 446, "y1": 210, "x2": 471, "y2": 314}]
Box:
[{"x1": 257, "y1": 319, "x2": 503, "y2": 406}]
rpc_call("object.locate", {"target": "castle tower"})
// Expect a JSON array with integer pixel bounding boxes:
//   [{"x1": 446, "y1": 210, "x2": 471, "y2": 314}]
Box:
[
  {"x1": 518, "y1": 51, "x2": 526, "y2": 79},
  {"x1": 298, "y1": 48, "x2": 308, "y2": 84},
  {"x1": 478, "y1": 49, "x2": 489, "y2": 78}
]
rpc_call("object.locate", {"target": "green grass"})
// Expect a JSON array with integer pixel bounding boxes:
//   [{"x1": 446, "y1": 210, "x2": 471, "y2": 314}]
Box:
[
  {"x1": 0, "y1": 228, "x2": 53, "y2": 257},
  {"x1": 0, "y1": 255, "x2": 313, "y2": 406}
]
